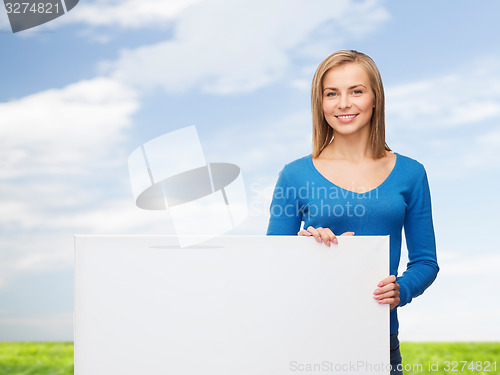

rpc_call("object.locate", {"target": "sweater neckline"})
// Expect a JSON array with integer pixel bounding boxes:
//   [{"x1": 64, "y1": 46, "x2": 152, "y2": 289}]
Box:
[{"x1": 307, "y1": 152, "x2": 400, "y2": 195}]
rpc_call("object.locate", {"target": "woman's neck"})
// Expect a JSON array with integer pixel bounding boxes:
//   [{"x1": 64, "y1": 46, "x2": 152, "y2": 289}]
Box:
[{"x1": 320, "y1": 130, "x2": 373, "y2": 161}]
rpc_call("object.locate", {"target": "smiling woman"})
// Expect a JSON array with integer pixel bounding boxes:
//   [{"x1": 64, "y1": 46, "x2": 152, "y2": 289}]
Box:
[
  {"x1": 321, "y1": 64, "x2": 375, "y2": 138},
  {"x1": 310, "y1": 50, "x2": 389, "y2": 160},
  {"x1": 267, "y1": 50, "x2": 440, "y2": 375}
]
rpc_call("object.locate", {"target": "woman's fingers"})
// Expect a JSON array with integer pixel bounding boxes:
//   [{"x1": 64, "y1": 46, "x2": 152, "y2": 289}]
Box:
[
  {"x1": 377, "y1": 294, "x2": 401, "y2": 310},
  {"x1": 377, "y1": 297, "x2": 396, "y2": 306},
  {"x1": 374, "y1": 289, "x2": 396, "y2": 300},
  {"x1": 319, "y1": 227, "x2": 336, "y2": 246},
  {"x1": 373, "y1": 275, "x2": 400, "y2": 310},
  {"x1": 306, "y1": 226, "x2": 337, "y2": 246},
  {"x1": 297, "y1": 229, "x2": 312, "y2": 236},
  {"x1": 377, "y1": 274, "x2": 397, "y2": 287},
  {"x1": 298, "y1": 227, "x2": 356, "y2": 246},
  {"x1": 305, "y1": 226, "x2": 320, "y2": 242},
  {"x1": 374, "y1": 281, "x2": 399, "y2": 295}
]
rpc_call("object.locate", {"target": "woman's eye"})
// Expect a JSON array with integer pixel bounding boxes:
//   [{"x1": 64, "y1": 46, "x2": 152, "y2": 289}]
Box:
[
  {"x1": 352, "y1": 90, "x2": 362, "y2": 95},
  {"x1": 326, "y1": 92, "x2": 337, "y2": 97}
]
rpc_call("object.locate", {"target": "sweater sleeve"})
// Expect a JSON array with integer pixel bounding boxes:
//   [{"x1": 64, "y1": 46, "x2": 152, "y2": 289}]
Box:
[
  {"x1": 266, "y1": 167, "x2": 303, "y2": 235},
  {"x1": 397, "y1": 164, "x2": 439, "y2": 307}
]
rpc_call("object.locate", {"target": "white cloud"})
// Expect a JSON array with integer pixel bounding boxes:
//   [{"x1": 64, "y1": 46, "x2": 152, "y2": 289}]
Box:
[
  {"x1": 0, "y1": 77, "x2": 139, "y2": 178},
  {"x1": 62, "y1": 0, "x2": 203, "y2": 28},
  {"x1": 0, "y1": 197, "x2": 173, "y2": 234},
  {"x1": 106, "y1": 0, "x2": 389, "y2": 94},
  {"x1": 0, "y1": 0, "x2": 195, "y2": 32},
  {"x1": 204, "y1": 110, "x2": 312, "y2": 173},
  {"x1": 438, "y1": 252, "x2": 500, "y2": 276},
  {"x1": 290, "y1": 79, "x2": 310, "y2": 90},
  {"x1": 462, "y1": 125, "x2": 500, "y2": 170},
  {"x1": 386, "y1": 59, "x2": 500, "y2": 128},
  {"x1": 0, "y1": 77, "x2": 144, "y2": 289},
  {"x1": 0, "y1": 235, "x2": 73, "y2": 292},
  {"x1": 384, "y1": 58, "x2": 500, "y2": 176}
]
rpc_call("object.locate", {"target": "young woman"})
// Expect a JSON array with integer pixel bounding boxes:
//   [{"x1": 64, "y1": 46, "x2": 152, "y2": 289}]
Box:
[{"x1": 267, "y1": 50, "x2": 439, "y2": 374}]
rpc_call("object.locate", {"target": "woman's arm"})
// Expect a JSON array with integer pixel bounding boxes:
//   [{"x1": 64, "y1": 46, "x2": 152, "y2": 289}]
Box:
[
  {"x1": 266, "y1": 167, "x2": 303, "y2": 235},
  {"x1": 397, "y1": 165, "x2": 440, "y2": 307}
]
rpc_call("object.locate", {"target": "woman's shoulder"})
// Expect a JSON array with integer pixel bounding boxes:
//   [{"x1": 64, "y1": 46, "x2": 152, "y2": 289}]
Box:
[
  {"x1": 282, "y1": 154, "x2": 312, "y2": 170},
  {"x1": 394, "y1": 152, "x2": 428, "y2": 180},
  {"x1": 278, "y1": 154, "x2": 314, "y2": 180}
]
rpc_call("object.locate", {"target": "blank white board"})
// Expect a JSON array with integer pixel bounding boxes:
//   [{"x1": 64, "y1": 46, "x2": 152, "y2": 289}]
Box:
[{"x1": 74, "y1": 235, "x2": 389, "y2": 375}]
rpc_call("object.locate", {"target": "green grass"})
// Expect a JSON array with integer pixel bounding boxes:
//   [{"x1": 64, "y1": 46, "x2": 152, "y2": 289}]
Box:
[
  {"x1": 0, "y1": 342, "x2": 498, "y2": 374},
  {"x1": 401, "y1": 342, "x2": 500, "y2": 374},
  {"x1": 0, "y1": 342, "x2": 73, "y2": 375}
]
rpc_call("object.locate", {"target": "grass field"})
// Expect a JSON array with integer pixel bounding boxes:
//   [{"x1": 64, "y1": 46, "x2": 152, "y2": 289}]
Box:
[
  {"x1": 0, "y1": 342, "x2": 498, "y2": 374},
  {"x1": 401, "y1": 342, "x2": 500, "y2": 374},
  {"x1": 0, "y1": 343, "x2": 73, "y2": 375}
]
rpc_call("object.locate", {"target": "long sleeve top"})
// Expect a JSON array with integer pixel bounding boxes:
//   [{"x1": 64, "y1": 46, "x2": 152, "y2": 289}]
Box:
[{"x1": 266, "y1": 152, "x2": 439, "y2": 334}]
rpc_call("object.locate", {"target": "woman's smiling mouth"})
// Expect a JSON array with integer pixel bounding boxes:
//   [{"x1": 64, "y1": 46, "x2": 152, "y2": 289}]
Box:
[{"x1": 335, "y1": 114, "x2": 358, "y2": 123}]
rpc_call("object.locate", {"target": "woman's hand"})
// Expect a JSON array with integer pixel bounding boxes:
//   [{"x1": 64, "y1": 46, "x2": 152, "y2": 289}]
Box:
[
  {"x1": 373, "y1": 275, "x2": 400, "y2": 310},
  {"x1": 297, "y1": 226, "x2": 354, "y2": 246}
]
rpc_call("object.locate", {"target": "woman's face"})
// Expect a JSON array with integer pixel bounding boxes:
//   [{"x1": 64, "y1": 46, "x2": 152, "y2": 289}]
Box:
[{"x1": 322, "y1": 62, "x2": 375, "y2": 137}]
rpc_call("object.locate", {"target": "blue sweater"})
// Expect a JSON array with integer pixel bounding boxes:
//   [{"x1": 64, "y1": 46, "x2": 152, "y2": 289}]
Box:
[{"x1": 266, "y1": 153, "x2": 439, "y2": 334}]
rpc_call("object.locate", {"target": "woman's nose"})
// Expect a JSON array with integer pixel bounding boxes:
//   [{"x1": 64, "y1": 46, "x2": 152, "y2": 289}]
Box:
[{"x1": 338, "y1": 94, "x2": 351, "y2": 109}]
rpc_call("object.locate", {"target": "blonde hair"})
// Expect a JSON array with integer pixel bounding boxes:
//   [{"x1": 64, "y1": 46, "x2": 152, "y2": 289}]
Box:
[{"x1": 311, "y1": 50, "x2": 390, "y2": 159}]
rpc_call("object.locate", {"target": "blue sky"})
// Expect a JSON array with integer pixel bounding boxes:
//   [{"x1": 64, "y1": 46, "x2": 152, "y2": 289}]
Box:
[{"x1": 1, "y1": 0, "x2": 499, "y2": 341}]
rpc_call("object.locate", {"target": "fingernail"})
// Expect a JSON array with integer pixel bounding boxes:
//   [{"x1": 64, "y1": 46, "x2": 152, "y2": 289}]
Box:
[
  {"x1": 326, "y1": 241, "x2": 331, "y2": 247},
  {"x1": 333, "y1": 238, "x2": 338, "y2": 245}
]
